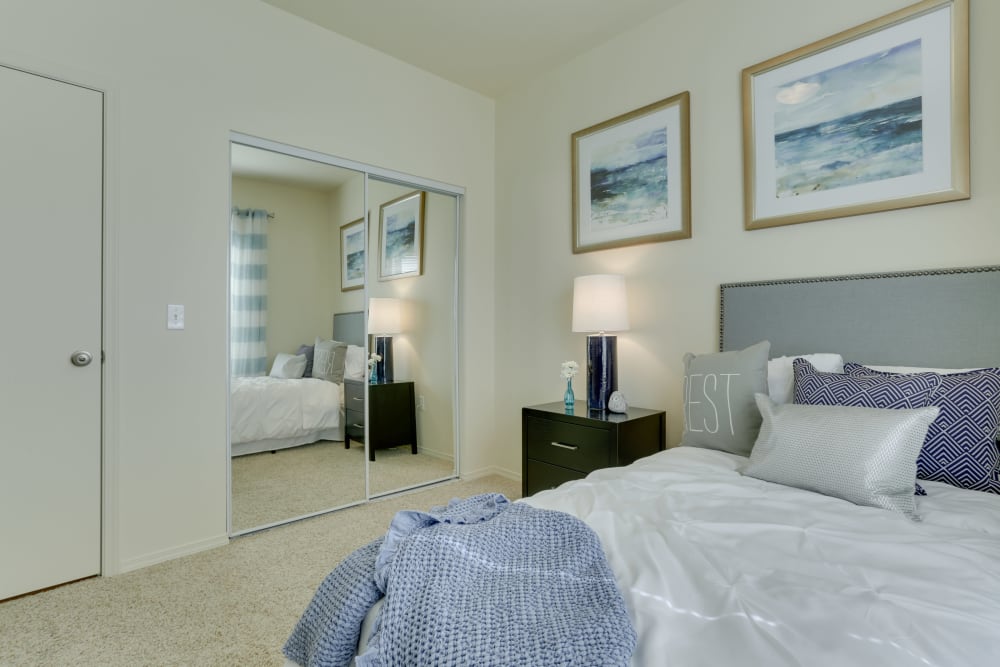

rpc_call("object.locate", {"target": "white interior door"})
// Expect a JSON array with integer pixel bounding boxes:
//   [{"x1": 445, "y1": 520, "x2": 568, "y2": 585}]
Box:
[{"x1": 0, "y1": 65, "x2": 103, "y2": 600}]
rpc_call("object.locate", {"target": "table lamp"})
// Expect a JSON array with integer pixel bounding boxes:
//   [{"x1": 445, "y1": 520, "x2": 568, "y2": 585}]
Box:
[
  {"x1": 368, "y1": 297, "x2": 401, "y2": 383},
  {"x1": 572, "y1": 274, "x2": 629, "y2": 411}
]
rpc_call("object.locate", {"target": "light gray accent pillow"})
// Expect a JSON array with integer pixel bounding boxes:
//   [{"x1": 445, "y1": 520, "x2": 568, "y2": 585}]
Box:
[
  {"x1": 312, "y1": 337, "x2": 348, "y2": 384},
  {"x1": 681, "y1": 340, "x2": 770, "y2": 456},
  {"x1": 744, "y1": 394, "x2": 939, "y2": 519}
]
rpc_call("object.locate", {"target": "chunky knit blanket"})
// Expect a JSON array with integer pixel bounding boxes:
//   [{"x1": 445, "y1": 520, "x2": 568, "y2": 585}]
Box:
[{"x1": 283, "y1": 493, "x2": 635, "y2": 667}]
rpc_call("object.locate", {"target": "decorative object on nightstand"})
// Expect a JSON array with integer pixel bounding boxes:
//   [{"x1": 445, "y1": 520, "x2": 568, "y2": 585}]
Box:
[
  {"x1": 522, "y1": 402, "x2": 665, "y2": 496},
  {"x1": 368, "y1": 297, "x2": 401, "y2": 383},
  {"x1": 608, "y1": 391, "x2": 628, "y2": 414},
  {"x1": 367, "y1": 352, "x2": 381, "y2": 384},
  {"x1": 572, "y1": 274, "x2": 629, "y2": 411},
  {"x1": 560, "y1": 360, "x2": 579, "y2": 413}
]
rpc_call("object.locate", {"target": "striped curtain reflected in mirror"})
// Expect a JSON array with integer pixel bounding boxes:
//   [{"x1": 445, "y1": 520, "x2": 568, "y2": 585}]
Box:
[{"x1": 230, "y1": 208, "x2": 269, "y2": 377}]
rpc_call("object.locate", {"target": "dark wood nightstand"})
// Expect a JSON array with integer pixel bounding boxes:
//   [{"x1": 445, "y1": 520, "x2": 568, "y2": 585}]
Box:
[
  {"x1": 522, "y1": 402, "x2": 666, "y2": 496},
  {"x1": 344, "y1": 379, "x2": 418, "y2": 462}
]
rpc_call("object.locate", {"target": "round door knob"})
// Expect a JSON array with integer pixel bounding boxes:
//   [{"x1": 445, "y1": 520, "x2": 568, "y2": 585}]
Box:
[{"x1": 71, "y1": 351, "x2": 93, "y2": 367}]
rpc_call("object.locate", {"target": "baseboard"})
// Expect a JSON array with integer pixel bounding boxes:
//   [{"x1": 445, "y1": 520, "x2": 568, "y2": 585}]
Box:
[
  {"x1": 417, "y1": 447, "x2": 455, "y2": 463},
  {"x1": 461, "y1": 465, "x2": 521, "y2": 482},
  {"x1": 118, "y1": 533, "x2": 229, "y2": 574}
]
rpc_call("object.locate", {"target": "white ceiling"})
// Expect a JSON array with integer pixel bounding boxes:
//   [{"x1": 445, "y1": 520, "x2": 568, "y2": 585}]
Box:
[
  {"x1": 231, "y1": 143, "x2": 360, "y2": 190},
  {"x1": 260, "y1": 0, "x2": 687, "y2": 98}
]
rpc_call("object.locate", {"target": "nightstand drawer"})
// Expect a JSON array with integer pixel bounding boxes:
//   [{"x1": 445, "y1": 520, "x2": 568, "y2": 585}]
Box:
[
  {"x1": 345, "y1": 408, "x2": 364, "y2": 431},
  {"x1": 525, "y1": 459, "x2": 584, "y2": 495},
  {"x1": 344, "y1": 380, "x2": 365, "y2": 409},
  {"x1": 525, "y1": 416, "x2": 609, "y2": 473}
]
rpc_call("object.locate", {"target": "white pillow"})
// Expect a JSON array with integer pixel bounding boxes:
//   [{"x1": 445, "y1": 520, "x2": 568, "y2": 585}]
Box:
[
  {"x1": 860, "y1": 364, "x2": 983, "y2": 374},
  {"x1": 344, "y1": 344, "x2": 366, "y2": 381},
  {"x1": 745, "y1": 394, "x2": 938, "y2": 519},
  {"x1": 269, "y1": 352, "x2": 307, "y2": 379},
  {"x1": 767, "y1": 353, "x2": 843, "y2": 404}
]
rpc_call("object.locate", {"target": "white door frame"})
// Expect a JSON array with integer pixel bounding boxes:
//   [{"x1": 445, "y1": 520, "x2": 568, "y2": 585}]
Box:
[{"x1": 0, "y1": 51, "x2": 121, "y2": 577}]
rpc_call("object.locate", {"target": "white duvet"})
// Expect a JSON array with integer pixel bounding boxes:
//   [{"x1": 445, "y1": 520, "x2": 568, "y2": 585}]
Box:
[
  {"x1": 230, "y1": 376, "x2": 341, "y2": 445},
  {"x1": 523, "y1": 446, "x2": 1000, "y2": 667}
]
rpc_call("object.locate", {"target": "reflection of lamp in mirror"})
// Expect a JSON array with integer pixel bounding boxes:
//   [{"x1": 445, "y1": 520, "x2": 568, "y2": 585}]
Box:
[
  {"x1": 572, "y1": 274, "x2": 629, "y2": 411},
  {"x1": 369, "y1": 297, "x2": 401, "y2": 383}
]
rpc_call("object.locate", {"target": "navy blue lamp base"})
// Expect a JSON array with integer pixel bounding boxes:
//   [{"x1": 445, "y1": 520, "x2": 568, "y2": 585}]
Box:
[
  {"x1": 374, "y1": 335, "x2": 394, "y2": 383},
  {"x1": 586, "y1": 334, "x2": 618, "y2": 411}
]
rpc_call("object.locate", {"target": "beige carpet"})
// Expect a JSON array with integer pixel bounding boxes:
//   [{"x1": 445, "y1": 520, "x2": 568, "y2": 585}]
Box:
[
  {"x1": 232, "y1": 441, "x2": 455, "y2": 532},
  {"x1": 0, "y1": 474, "x2": 521, "y2": 666}
]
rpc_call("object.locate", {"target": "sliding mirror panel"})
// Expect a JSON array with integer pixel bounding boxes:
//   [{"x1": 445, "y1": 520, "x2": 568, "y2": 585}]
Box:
[
  {"x1": 229, "y1": 141, "x2": 367, "y2": 534},
  {"x1": 366, "y1": 177, "x2": 459, "y2": 496}
]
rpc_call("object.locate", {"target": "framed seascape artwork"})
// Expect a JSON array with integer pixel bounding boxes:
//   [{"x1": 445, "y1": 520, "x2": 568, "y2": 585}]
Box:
[
  {"x1": 571, "y1": 91, "x2": 691, "y2": 253},
  {"x1": 742, "y1": 0, "x2": 969, "y2": 230},
  {"x1": 340, "y1": 217, "x2": 365, "y2": 291},
  {"x1": 378, "y1": 190, "x2": 425, "y2": 280}
]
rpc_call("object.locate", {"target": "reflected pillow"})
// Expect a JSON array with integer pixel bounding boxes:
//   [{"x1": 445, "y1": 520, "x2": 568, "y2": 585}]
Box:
[
  {"x1": 745, "y1": 394, "x2": 938, "y2": 519},
  {"x1": 344, "y1": 344, "x2": 366, "y2": 381},
  {"x1": 313, "y1": 338, "x2": 348, "y2": 383},
  {"x1": 845, "y1": 363, "x2": 1000, "y2": 494},
  {"x1": 269, "y1": 352, "x2": 307, "y2": 379},
  {"x1": 296, "y1": 344, "x2": 315, "y2": 377},
  {"x1": 681, "y1": 340, "x2": 770, "y2": 456}
]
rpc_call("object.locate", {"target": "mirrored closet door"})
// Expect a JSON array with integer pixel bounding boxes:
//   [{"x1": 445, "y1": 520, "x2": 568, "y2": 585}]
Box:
[
  {"x1": 366, "y1": 177, "x2": 459, "y2": 497},
  {"x1": 228, "y1": 136, "x2": 461, "y2": 534},
  {"x1": 229, "y1": 141, "x2": 367, "y2": 534}
]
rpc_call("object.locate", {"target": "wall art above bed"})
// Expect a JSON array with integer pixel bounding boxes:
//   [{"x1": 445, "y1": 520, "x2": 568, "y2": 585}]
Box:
[
  {"x1": 741, "y1": 0, "x2": 969, "y2": 230},
  {"x1": 571, "y1": 91, "x2": 691, "y2": 253}
]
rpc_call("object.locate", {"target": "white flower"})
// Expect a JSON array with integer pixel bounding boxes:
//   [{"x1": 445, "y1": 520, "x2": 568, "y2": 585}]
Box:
[
  {"x1": 367, "y1": 352, "x2": 382, "y2": 369},
  {"x1": 560, "y1": 360, "x2": 579, "y2": 380}
]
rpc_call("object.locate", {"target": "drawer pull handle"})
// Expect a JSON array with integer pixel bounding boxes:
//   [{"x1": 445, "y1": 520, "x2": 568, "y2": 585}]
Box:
[
  {"x1": 352, "y1": 397, "x2": 364, "y2": 402},
  {"x1": 550, "y1": 441, "x2": 578, "y2": 451}
]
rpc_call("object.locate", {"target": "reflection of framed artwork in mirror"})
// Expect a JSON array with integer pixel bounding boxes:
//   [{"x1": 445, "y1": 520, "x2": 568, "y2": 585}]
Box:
[
  {"x1": 378, "y1": 191, "x2": 425, "y2": 281},
  {"x1": 340, "y1": 217, "x2": 365, "y2": 291}
]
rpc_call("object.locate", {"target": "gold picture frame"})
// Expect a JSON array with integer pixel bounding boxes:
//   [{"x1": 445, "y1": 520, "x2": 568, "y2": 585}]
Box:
[
  {"x1": 741, "y1": 0, "x2": 969, "y2": 230},
  {"x1": 339, "y1": 216, "x2": 365, "y2": 292},
  {"x1": 378, "y1": 191, "x2": 425, "y2": 281},
  {"x1": 571, "y1": 91, "x2": 691, "y2": 253}
]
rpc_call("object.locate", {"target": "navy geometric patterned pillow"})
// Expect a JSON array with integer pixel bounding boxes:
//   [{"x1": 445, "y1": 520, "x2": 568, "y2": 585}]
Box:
[
  {"x1": 845, "y1": 363, "x2": 1000, "y2": 494},
  {"x1": 793, "y1": 358, "x2": 941, "y2": 410}
]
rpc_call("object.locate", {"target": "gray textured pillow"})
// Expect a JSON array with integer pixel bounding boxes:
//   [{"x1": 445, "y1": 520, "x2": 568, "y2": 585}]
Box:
[
  {"x1": 680, "y1": 340, "x2": 770, "y2": 456},
  {"x1": 312, "y1": 337, "x2": 348, "y2": 383},
  {"x1": 744, "y1": 394, "x2": 939, "y2": 519}
]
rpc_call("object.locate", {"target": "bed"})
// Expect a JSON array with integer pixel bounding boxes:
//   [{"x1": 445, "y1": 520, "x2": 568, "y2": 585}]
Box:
[
  {"x1": 286, "y1": 266, "x2": 1000, "y2": 666},
  {"x1": 231, "y1": 311, "x2": 365, "y2": 457}
]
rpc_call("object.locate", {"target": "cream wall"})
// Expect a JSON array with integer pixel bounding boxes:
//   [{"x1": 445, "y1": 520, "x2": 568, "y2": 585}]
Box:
[
  {"x1": 368, "y1": 183, "x2": 459, "y2": 461},
  {"x1": 494, "y1": 0, "x2": 1000, "y2": 477},
  {"x1": 0, "y1": 0, "x2": 494, "y2": 573},
  {"x1": 232, "y1": 176, "x2": 338, "y2": 365}
]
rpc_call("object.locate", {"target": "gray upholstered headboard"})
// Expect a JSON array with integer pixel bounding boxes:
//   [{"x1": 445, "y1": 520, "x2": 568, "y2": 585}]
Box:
[
  {"x1": 720, "y1": 266, "x2": 1000, "y2": 368},
  {"x1": 333, "y1": 311, "x2": 364, "y2": 347}
]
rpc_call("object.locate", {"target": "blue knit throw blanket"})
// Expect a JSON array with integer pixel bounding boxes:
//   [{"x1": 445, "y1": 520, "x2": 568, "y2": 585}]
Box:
[{"x1": 283, "y1": 493, "x2": 636, "y2": 667}]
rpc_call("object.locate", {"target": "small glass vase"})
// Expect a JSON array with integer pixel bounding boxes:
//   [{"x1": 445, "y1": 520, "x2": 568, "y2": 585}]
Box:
[
  {"x1": 563, "y1": 378, "x2": 575, "y2": 412},
  {"x1": 369, "y1": 364, "x2": 377, "y2": 384}
]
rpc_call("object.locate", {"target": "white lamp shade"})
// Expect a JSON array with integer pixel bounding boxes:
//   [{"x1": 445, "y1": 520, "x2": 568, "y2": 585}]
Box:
[
  {"x1": 368, "y1": 297, "x2": 402, "y2": 334},
  {"x1": 572, "y1": 274, "x2": 629, "y2": 333}
]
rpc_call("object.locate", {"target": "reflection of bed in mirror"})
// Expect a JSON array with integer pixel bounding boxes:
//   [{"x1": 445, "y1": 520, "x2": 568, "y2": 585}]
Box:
[{"x1": 230, "y1": 311, "x2": 365, "y2": 457}]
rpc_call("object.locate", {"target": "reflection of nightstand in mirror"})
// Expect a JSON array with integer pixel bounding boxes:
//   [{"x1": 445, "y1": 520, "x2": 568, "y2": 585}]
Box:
[
  {"x1": 344, "y1": 379, "x2": 417, "y2": 462},
  {"x1": 344, "y1": 378, "x2": 365, "y2": 450}
]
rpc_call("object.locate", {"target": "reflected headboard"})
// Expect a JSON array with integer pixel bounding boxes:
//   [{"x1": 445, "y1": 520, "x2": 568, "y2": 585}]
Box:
[
  {"x1": 720, "y1": 266, "x2": 1000, "y2": 368},
  {"x1": 333, "y1": 311, "x2": 364, "y2": 347}
]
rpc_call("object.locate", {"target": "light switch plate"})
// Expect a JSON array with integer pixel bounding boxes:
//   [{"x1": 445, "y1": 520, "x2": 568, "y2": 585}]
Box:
[{"x1": 167, "y1": 304, "x2": 185, "y2": 330}]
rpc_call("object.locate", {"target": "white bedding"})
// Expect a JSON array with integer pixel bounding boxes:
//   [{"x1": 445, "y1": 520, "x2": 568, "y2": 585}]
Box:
[
  {"x1": 230, "y1": 376, "x2": 342, "y2": 448},
  {"x1": 523, "y1": 446, "x2": 1000, "y2": 667}
]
